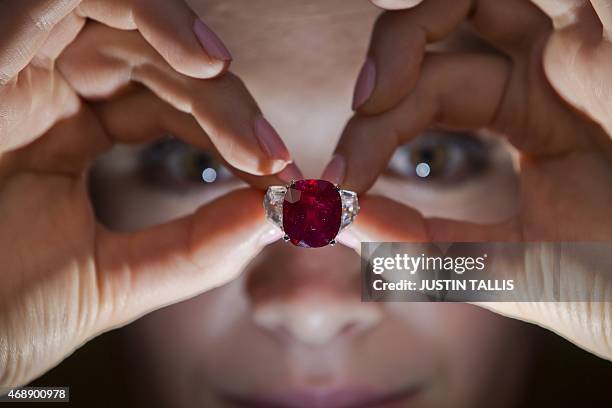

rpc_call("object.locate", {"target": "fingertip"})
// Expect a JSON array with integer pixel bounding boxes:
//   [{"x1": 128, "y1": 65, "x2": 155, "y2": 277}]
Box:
[
  {"x1": 369, "y1": 0, "x2": 424, "y2": 10},
  {"x1": 355, "y1": 10, "x2": 428, "y2": 115},
  {"x1": 257, "y1": 227, "x2": 284, "y2": 247},
  {"x1": 338, "y1": 173, "x2": 374, "y2": 196},
  {"x1": 352, "y1": 57, "x2": 377, "y2": 111},
  {"x1": 131, "y1": 0, "x2": 233, "y2": 80},
  {"x1": 336, "y1": 115, "x2": 400, "y2": 194},
  {"x1": 230, "y1": 188, "x2": 267, "y2": 218},
  {"x1": 186, "y1": 18, "x2": 232, "y2": 78},
  {"x1": 321, "y1": 155, "x2": 346, "y2": 185},
  {"x1": 277, "y1": 162, "x2": 304, "y2": 183},
  {"x1": 254, "y1": 115, "x2": 292, "y2": 163},
  {"x1": 193, "y1": 18, "x2": 232, "y2": 62},
  {"x1": 198, "y1": 58, "x2": 232, "y2": 79},
  {"x1": 336, "y1": 229, "x2": 362, "y2": 253}
]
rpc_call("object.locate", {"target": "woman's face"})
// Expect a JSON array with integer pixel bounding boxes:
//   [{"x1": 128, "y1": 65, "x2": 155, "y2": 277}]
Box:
[{"x1": 91, "y1": 1, "x2": 530, "y2": 407}]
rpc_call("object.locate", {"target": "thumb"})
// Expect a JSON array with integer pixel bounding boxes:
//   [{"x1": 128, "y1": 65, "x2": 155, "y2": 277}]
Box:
[
  {"x1": 94, "y1": 188, "x2": 281, "y2": 331},
  {"x1": 351, "y1": 195, "x2": 612, "y2": 360},
  {"x1": 475, "y1": 243, "x2": 612, "y2": 361},
  {"x1": 369, "y1": 0, "x2": 425, "y2": 10},
  {"x1": 344, "y1": 194, "x2": 517, "y2": 252}
]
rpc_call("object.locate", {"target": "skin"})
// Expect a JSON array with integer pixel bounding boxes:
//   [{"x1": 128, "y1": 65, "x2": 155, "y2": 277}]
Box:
[
  {"x1": 332, "y1": 0, "x2": 612, "y2": 359},
  {"x1": 0, "y1": 0, "x2": 291, "y2": 388},
  {"x1": 87, "y1": 7, "x2": 524, "y2": 405},
  {"x1": 0, "y1": 0, "x2": 610, "y2": 400},
  {"x1": 77, "y1": 1, "x2": 604, "y2": 407}
]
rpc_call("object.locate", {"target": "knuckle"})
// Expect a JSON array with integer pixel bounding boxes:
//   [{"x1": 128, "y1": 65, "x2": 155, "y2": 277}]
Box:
[
  {"x1": 26, "y1": 9, "x2": 54, "y2": 32},
  {"x1": 0, "y1": 71, "x2": 11, "y2": 86}
]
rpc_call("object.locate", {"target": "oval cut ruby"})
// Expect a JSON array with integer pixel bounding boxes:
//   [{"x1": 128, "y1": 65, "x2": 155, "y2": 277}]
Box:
[{"x1": 283, "y1": 179, "x2": 342, "y2": 248}]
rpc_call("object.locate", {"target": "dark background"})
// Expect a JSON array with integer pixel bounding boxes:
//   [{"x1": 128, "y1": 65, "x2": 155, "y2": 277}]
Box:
[{"x1": 18, "y1": 322, "x2": 612, "y2": 408}]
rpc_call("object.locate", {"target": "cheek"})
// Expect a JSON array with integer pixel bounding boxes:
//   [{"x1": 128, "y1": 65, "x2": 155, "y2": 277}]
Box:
[
  {"x1": 137, "y1": 280, "x2": 250, "y2": 355},
  {"x1": 387, "y1": 302, "x2": 525, "y2": 361},
  {"x1": 386, "y1": 303, "x2": 530, "y2": 406},
  {"x1": 91, "y1": 157, "x2": 244, "y2": 232},
  {"x1": 127, "y1": 279, "x2": 261, "y2": 398},
  {"x1": 132, "y1": 279, "x2": 302, "y2": 396}
]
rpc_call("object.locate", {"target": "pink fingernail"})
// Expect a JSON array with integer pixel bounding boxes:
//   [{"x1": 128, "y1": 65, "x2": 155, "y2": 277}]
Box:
[
  {"x1": 258, "y1": 228, "x2": 284, "y2": 247},
  {"x1": 277, "y1": 163, "x2": 304, "y2": 183},
  {"x1": 336, "y1": 230, "x2": 362, "y2": 251},
  {"x1": 352, "y1": 57, "x2": 376, "y2": 110},
  {"x1": 322, "y1": 155, "x2": 346, "y2": 185},
  {"x1": 254, "y1": 115, "x2": 291, "y2": 162},
  {"x1": 193, "y1": 19, "x2": 232, "y2": 61}
]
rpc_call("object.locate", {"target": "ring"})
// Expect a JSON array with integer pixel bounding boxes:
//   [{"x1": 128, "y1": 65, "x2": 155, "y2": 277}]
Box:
[{"x1": 264, "y1": 179, "x2": 360, "y2": 248}]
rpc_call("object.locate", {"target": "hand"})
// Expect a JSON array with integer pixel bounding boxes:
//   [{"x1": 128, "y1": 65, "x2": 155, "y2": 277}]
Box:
[
  {"x1": 328, "y1": 0, "x2": 612, "y2": 358},
  {"x1": 367, "y1": 0, "x2": 612, "y2": 135},
  {"x1": 0, "y1": 0, "x2": 293, "y2": 175},
  {"x1": 0, "y1": 1, "x2": 290, "y2": 388}
]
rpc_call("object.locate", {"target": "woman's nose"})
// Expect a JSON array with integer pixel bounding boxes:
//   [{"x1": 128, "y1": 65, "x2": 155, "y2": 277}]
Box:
[
  {"x1": 252, "y1": 295, "x2": 382, "y2": 345},
  {"x1": 246, "y1": 242, "x2": 382, "y2": 345}
]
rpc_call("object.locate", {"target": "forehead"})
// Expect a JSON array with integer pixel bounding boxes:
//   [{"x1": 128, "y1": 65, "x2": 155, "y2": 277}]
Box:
[
  {"x1": 188, "y1": 0, "x2": 377, "y2": 70},
  {"x1": 188, "y1": 0, "x2": 377, "y2": 29},
  {"x1": 185, "y1": 0, "x2": 380, "y2": 172}
]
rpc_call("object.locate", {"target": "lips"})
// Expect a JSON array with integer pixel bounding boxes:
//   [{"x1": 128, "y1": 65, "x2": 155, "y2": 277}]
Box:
[{"x1": 223, "y1": 384, "x2": 421, "y2": 408}]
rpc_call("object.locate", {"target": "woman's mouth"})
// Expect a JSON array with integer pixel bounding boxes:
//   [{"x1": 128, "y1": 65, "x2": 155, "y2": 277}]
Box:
[{"x1": 222, "y1": 384, "x2": 422, "y2": 408}]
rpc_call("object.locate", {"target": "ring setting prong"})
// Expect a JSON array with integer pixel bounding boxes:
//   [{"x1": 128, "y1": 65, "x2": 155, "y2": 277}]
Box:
[
  {"x1": 329, "y1": 239, "x2": 336, "y2": 246},
  {"x1": 283, "y1": 234, "x2": 290, "y2": 242}
]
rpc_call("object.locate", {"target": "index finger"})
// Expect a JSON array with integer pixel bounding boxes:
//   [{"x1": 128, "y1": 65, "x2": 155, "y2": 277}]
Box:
[
  {"x1": 369, "y1": 0, "x2": 425, "y2": 10},
  {"x1": 354, "y1": 0, "x2": 471, "y2": 113},
  {"x1": 0, "y1": 0, "x2": 232, "y2": 85},
  {"x1": 348, "y1": 195, "x2": 518, "y2": 250},
  {"x1": 79, "y1": 0, "x2": 232, "y2": 78}
]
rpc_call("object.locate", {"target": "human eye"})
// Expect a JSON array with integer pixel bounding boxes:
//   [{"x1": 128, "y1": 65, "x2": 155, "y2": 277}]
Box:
[
  {"x1": 385, "y1": 130, "x2": 490, "y2": 184},
  {"x1": 138, "y1": 137, "x2": 233, "y2": 191}
]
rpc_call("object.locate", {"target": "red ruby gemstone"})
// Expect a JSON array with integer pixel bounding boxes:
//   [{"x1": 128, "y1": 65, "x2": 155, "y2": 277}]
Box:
[{"x1": 283, "y1": 179, "x2": 342, "y2": 248}]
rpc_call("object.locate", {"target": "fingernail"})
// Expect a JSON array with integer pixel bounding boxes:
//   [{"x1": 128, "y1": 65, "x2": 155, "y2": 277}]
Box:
[
  {"x1": 352, "y1": 57, "x2": 376, "y2": 110},
  {"x1": 193, "y1": 19, "x2": 232, "y2": 61},
  {"x1": 277, "y1": 163, "x2": 303, "y2": 183},
  {"x1": 258, "y1": 227, "x2": 284, "y2": 247},
  {"x1": 254, "y1": 115, "x2": 291, "y2": 162},
  {"x1": 322, "y1": 155, "x2": 346, "y2": 185},
  {"x1": 336, "y1": 230, "x2": 362, "y2": 251}
]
